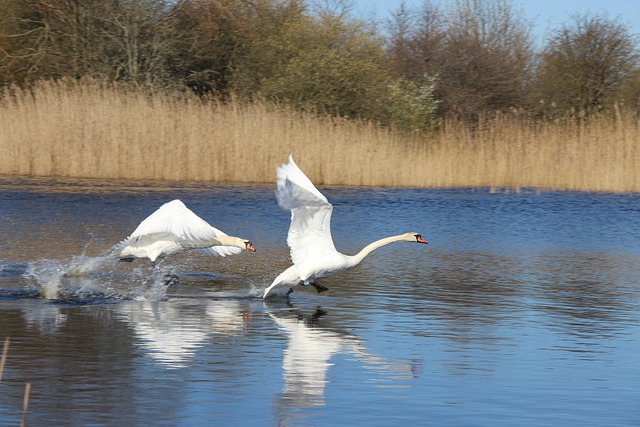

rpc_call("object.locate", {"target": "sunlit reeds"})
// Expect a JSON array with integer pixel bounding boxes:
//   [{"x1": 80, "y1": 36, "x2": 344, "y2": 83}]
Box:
[
  {"x1": 21, "y1": 382, "x2": 31, "y2": 427},
  {"x1": 0, "y1": 79, "x2": 638, "y2": 192},
  {"x1": 0, "y1": 337, "x2": 8, "y2": 382}
]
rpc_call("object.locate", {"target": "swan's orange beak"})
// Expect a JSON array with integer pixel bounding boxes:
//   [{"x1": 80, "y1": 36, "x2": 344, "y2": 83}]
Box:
[
  {"x1": 415, "y1": 234, "x2": 428, "y2": 244},
  {"x1": 245, "y1": 242, "x2": 257, "y2": 252}
]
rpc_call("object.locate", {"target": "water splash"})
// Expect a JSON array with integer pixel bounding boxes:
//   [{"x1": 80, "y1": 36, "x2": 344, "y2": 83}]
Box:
[
  {"x1": 130, "y1": 266, "x2": 174, "y2": 301},
  {"x1": 24, "y1": 258, "x2": 67, "y2": 299},
  {"x1": 22, "y1": 254, "x2": 174, "y2": 302},
  {"x1": 66, "y1": 253, "x2": 111, "y2": 276}
]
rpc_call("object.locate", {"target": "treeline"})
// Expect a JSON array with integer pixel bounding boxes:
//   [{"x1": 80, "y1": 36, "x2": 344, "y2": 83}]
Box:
[{"x1": 1, "y1": 0, "x2": 639, "y2": 130}]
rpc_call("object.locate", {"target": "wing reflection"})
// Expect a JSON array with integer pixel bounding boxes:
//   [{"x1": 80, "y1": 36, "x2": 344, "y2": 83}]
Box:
[
  {"x1": 117, "y1": 299, "x2": 250, "y2": 368},
  {"x1": 22, "y1": 304, "x2": 68, "y2": 335},
  {"x1": 268, "y1": 307, "x2": 416, "y2": 413}
]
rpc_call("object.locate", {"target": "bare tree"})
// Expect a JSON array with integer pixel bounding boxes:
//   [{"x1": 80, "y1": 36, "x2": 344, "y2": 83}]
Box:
[
  {"x1": 0, "y1": 0, "x2": 179, "y2": 86},
  {"x1": 168, "y1": 0, "x2": 294, "y2": 96},
  {"x1": 386, "y1": 1, "x2": 443, "y2": 82},
  {"x1": 385, "y1": 0, "x2": 534, "y2": 120},
  {"x1": 534, "y1": 13, "x2": 639, "y2": 115},
  {"x1": 436, "y1": 0, "x2": 534, "y2": 118},
  {"x1": 106, "y1": 0, "x2": 177, "y2": 85},
  {"x1": 0, "y1": 0, "x2": 70, "y2": 83}
]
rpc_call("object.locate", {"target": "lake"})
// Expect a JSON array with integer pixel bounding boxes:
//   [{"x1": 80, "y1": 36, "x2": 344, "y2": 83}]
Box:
[{"x1": 1, "y1": 177, "x2": 639, "y2": 426}]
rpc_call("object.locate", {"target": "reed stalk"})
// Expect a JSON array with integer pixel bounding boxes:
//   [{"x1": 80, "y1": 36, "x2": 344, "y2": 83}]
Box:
[
  {"x1": 0, "y1": 337, "x2": 8, "y2": 382},
  {"x1": 0, "y1": 78, "x2": 638, "y2": 192},
  {"x1": 21, "y1": 383, "x2": 31, "y2": 427},
  {"x1": 0, "y1": 337, "x2": 32, "y2": 426}
]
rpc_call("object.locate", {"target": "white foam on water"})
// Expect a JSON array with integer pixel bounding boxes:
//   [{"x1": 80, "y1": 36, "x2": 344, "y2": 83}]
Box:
[
  {"x1": 23, "y1": 254, "x2": 174, "y2": 301},
  {"x1": 24, "y1": 258, "x2": 64, "y2": 299}
]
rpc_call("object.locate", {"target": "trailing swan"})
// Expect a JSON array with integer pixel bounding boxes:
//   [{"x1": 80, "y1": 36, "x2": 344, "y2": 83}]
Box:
[
  {"x1": 116, "y1": 199, "x2": 255, "y2": 263},
  {"x1": 263, "y1": 155, "x2": 427, "y2": 298}
]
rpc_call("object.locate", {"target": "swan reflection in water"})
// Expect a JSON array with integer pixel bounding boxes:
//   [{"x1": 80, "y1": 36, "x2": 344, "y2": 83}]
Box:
[
  {"x1": 117, "y1": 298, "x2": 251, "y2": 368},
  {"x1": 268, "y1": 306, "x2": 418, "y2": 412}
]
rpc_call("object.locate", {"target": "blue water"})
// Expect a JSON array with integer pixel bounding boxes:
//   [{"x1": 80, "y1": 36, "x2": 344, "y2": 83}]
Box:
[{"x1": 0, "y1": 177, "x2": 639, "y2": 426}]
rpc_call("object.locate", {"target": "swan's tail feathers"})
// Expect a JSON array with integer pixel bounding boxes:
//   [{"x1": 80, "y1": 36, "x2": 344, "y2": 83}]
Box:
[
  {"x1": 263, "y1": 283, "x2": 294, "y2": 299},
  {"x1": 263, "y1": 265, "x2": 300, "y2": 299},
  {"x1": 308, "y1": 280, "x2": 329, "y2": 293},
  {"x1": 262, "y1": 280, "x2": 280, "y2": 299}
]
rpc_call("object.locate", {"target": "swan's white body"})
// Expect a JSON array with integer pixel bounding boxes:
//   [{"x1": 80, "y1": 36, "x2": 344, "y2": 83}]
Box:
[
  {"x1": 263, "y1": 155, "x2": 427, "y2": 298},
  {"x1": 117, "y1": 199, "x2": 255, "y2": 263}
]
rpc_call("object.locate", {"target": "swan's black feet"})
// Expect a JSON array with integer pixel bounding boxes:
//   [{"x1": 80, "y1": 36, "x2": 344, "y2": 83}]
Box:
[
  {"x1": 312, "y1": 308, "x2": 328, "y2": 319},
  {"x1": 164, "y1": 274, "x2": 180, "y2": 287},
  {"x1": 118, "y1": 257, "x2": 135, "y2": 263},
  {"x1": 309, "y1": 280, "x2": 329, "y2": 293}
]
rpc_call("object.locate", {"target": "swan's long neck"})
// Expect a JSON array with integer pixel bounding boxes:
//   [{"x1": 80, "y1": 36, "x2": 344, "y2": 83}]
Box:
[
  {"x1": 215, "y1": 235, "x2": 245, "y2": 248},
  {"x1": 348, "y1": 234, "x2": 407, "y2": 266}
]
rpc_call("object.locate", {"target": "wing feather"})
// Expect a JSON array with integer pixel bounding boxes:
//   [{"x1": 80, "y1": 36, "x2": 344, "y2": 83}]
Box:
[
  {"x1": 123, "y1": 200, "x2": 242, "y2": 257},
  {"x1": 276, "y1": 156, "x2": 338, "y2": 265},
  {"x1": 276, "y1": 155, "x2": 329, "y2": 210},
  {"x1": 128, "y1": 200, "x2": 224, "y2": 243}
]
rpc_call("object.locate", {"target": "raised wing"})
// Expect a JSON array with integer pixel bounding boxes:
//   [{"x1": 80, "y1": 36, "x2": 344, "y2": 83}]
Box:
[
  {"x1": 276, "y1": 156, "x2": 338, "y2": 264},
  {"x1": 127, "y1": 199, "x2": 245, "y2": 257},
  {"x1": 128, "y1": 200, "x2": 224, "y2": 242},
  {"x1": 276, "y1": 155, "x2": 329, "y2": 210}
]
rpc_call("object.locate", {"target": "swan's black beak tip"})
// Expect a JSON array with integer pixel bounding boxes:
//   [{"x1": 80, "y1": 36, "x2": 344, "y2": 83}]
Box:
[{"x1": 415, "y1": 234, "x2": 428, "y2": 244}]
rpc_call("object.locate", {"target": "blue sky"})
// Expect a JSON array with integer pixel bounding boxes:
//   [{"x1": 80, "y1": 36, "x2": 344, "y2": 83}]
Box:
[{"x1": 351, "y1": 0, "x2": 640, "y2": 46}]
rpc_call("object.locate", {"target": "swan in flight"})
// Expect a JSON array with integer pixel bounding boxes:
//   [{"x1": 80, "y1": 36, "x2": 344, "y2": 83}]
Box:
[
  {"x1": 263, "y1": 155, "x2": 427, "y2": 299},
  {"x1": 116, "y1": 199, "x2": 256, "y2": 263}
]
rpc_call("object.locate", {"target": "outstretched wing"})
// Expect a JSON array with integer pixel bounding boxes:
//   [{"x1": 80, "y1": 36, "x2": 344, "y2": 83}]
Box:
[
  {"x1": 125, "y1": 200, "x2": 240, "y2": 257},
  {"x1": 276, "y1": 155, "x2": 338, "y2": 265},
  {"x1": 128, "y1": 200, "x2": 221, "y2": 240}
]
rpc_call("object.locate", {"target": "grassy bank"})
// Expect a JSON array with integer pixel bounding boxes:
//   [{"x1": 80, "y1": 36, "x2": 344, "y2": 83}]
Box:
[{"x1": 1, "y1": 79, "x2": 638, "y2": 192}]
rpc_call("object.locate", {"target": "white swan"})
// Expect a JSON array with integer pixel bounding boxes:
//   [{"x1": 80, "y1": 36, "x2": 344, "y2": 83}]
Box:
[
  {"x1": 263, "y1": 155, "x2": 427, "y2": 298},
  {"x1": 116, "y1": 199, "x2": 256, "y2": 263}
]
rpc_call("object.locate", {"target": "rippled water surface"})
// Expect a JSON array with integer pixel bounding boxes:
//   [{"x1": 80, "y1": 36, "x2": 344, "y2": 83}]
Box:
[{"x1": 1, "y1": 177, "x2": 639, "y2": 426}]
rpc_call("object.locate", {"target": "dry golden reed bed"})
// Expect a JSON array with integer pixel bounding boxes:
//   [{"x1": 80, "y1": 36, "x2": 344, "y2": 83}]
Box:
[{"x1": 0, "y1": 79, "x2": 638, "y2": 192}]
